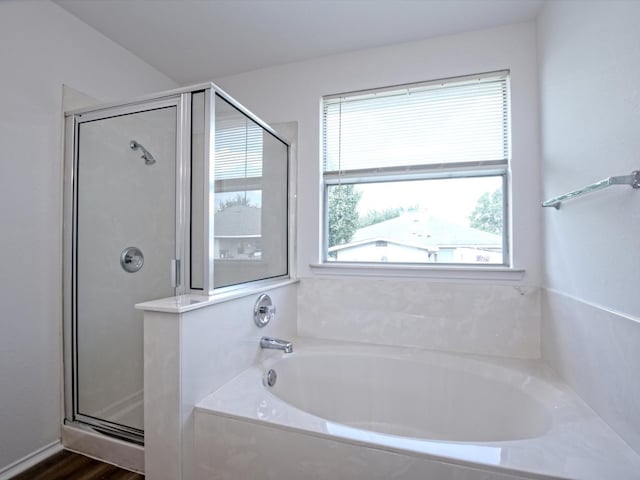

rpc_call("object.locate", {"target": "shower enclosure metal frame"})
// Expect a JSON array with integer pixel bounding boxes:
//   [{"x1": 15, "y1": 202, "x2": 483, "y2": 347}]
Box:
[
  {"x1": 63, "y1": 93, "x2": 189, "y2": 443},
  {"x1": 62, "y1": 83, "x2": 291, "y2": 444}
]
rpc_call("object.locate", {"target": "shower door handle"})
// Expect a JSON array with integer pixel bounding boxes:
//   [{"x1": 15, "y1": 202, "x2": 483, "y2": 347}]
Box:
[{"x1": 171, "y1": 259, "x2": 181, "y2": 288}]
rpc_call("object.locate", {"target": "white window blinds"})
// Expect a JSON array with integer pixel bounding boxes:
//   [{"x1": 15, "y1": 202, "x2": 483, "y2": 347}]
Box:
[
  {"x1": 322, "y1": 72, "x2": 509, "y2": 173},
  {"x1": 215, "y1": 106, "x2": 264, "y2": 181}
]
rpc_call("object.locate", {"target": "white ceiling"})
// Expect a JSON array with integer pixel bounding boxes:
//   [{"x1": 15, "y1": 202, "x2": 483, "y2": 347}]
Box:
[{"x1": 55, "y1": 0, "x2": 544, "y2": 84}]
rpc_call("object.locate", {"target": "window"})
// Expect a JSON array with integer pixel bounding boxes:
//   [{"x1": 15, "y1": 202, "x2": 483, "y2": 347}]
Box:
[
  {"x1": 190, "y1": 90, "x2": 289, "y2": 292},
  {"x1": 322, "y1": 71, "x2": 510, "y2": 266},
  {"x1": 213, "y1": 95, "x2": 289, "y2": 288}
]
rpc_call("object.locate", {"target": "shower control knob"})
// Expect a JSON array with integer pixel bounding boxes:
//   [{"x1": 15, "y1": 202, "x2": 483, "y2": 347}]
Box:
[{"x1": 120, "y1": 247, "x2": 144, "y2": 273}]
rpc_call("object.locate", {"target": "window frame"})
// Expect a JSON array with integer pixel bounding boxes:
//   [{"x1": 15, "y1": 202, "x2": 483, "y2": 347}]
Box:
[{"x1": 320, "y1": 71, "x2": 512, "y2": 269}]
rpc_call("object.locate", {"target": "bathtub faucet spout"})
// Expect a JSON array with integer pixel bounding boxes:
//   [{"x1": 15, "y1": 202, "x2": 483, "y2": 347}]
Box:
[{"x1": 260, "y1": 336, "x2": 293, "y2": 354}]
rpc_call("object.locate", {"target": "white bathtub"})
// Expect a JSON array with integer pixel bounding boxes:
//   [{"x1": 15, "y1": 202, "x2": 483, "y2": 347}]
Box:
[{"x1": 195, "y1": 340, "x2": 640, "y2": 480}]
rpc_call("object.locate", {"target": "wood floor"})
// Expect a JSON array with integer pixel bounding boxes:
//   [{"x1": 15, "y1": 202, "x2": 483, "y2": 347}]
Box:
[{"x1": 11, "y1": 450, "x2": 143, "y2": 480}]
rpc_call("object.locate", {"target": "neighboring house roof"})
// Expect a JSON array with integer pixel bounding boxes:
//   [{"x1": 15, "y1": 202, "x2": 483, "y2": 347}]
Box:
[
  {"x1": 348, "y1": 212, "x2": 501, "y2": 249},
  {"x1": 328, "y1": 236, "x2": 439, "y2": 253},
  {"x1": 214, "y1": 205, "x2": 261, "y2": 237}
]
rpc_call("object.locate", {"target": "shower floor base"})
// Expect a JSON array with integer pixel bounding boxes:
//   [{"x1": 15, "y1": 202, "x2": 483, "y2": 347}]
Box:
[{"x1": 61, "y1": 424, "x2": 144, "y2": 474}]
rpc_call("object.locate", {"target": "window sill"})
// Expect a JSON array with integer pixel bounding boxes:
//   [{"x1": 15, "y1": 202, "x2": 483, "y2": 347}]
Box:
[{"x1": 309, "y1": 263, "x2": 525, "y2": 282}]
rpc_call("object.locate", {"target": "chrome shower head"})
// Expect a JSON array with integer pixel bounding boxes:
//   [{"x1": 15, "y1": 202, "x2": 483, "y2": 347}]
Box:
[{"x1": 130, "y1": 140, "x2": 156, "y2": 165}]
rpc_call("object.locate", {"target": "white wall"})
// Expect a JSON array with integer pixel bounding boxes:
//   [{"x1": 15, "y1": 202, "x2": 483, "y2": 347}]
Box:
[
  {"x1": 215, "y1": 21, "x2": 541, "y2": 285},
  {"x1": 0, "y1": 0, "x2": 177, "y2": 473},
  {"x1": 215, "y1": 22, "x2": 542, "y2": 359},
  {"x1": 538, "y1": 0, "x2": 640, "y2": 454},
  {"x1": 539, "y1": 0, "x2": 640, "y2": 314}
]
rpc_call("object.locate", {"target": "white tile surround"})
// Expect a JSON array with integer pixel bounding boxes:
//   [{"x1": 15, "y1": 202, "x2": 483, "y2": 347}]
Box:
[
  {"x1": 141, "y1": 283, "x2": 297, "y2": 480},
  {"x1": 195, "y1": 339, "x2": 640, "y2": 480},
  {"x1": 298, "y1": 278, "x2": 541, "y2": 359},
  {"x1": 195, "y1": 414, "x2": 544, "y2": 480},
  {"x1": 139, "y1": 279, "x2": 640, "y2": 480},
  {"x1": 542, "y1": 289, "x2": 640, "y2": 456}
]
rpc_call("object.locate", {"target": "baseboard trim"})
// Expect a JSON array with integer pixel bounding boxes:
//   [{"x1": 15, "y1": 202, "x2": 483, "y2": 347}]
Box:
[{"x1": 0, "y1": 441, "x2": 63, "y2": 480}]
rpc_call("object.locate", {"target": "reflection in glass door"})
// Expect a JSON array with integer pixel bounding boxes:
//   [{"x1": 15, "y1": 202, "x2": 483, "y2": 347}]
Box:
[{"x1": 73, "y1": 104, "x2": 178, "y2": 440}]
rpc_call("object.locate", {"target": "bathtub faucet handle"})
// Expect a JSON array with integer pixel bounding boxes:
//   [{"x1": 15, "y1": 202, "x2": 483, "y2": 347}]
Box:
[{"x1": 254, "y1": 294, "x2": 275, "y2": 327}]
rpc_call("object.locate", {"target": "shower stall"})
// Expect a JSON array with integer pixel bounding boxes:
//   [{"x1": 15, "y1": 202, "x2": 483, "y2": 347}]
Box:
[{"x1": 62, "y1": 84, "x2": 290, "y2": 444}]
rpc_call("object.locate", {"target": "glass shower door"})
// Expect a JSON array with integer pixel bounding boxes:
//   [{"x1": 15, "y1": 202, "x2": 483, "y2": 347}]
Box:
[{"x1": 73, "y1": 104, "x2": 178, "y2": 438}]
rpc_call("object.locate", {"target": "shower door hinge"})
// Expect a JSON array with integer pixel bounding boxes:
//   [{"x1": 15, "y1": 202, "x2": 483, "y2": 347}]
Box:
[{"x1": 171, "y1": 259, "x2": 181, "y2": 288}]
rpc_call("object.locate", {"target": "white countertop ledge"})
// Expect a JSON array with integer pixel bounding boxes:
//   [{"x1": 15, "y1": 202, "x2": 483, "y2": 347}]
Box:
[
  {"x1": 135, "y1": 279, "x2": 298, "y2": 314},
  {"x1": 310, "y1": 263, "x2": 525, "y2": 281}
]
